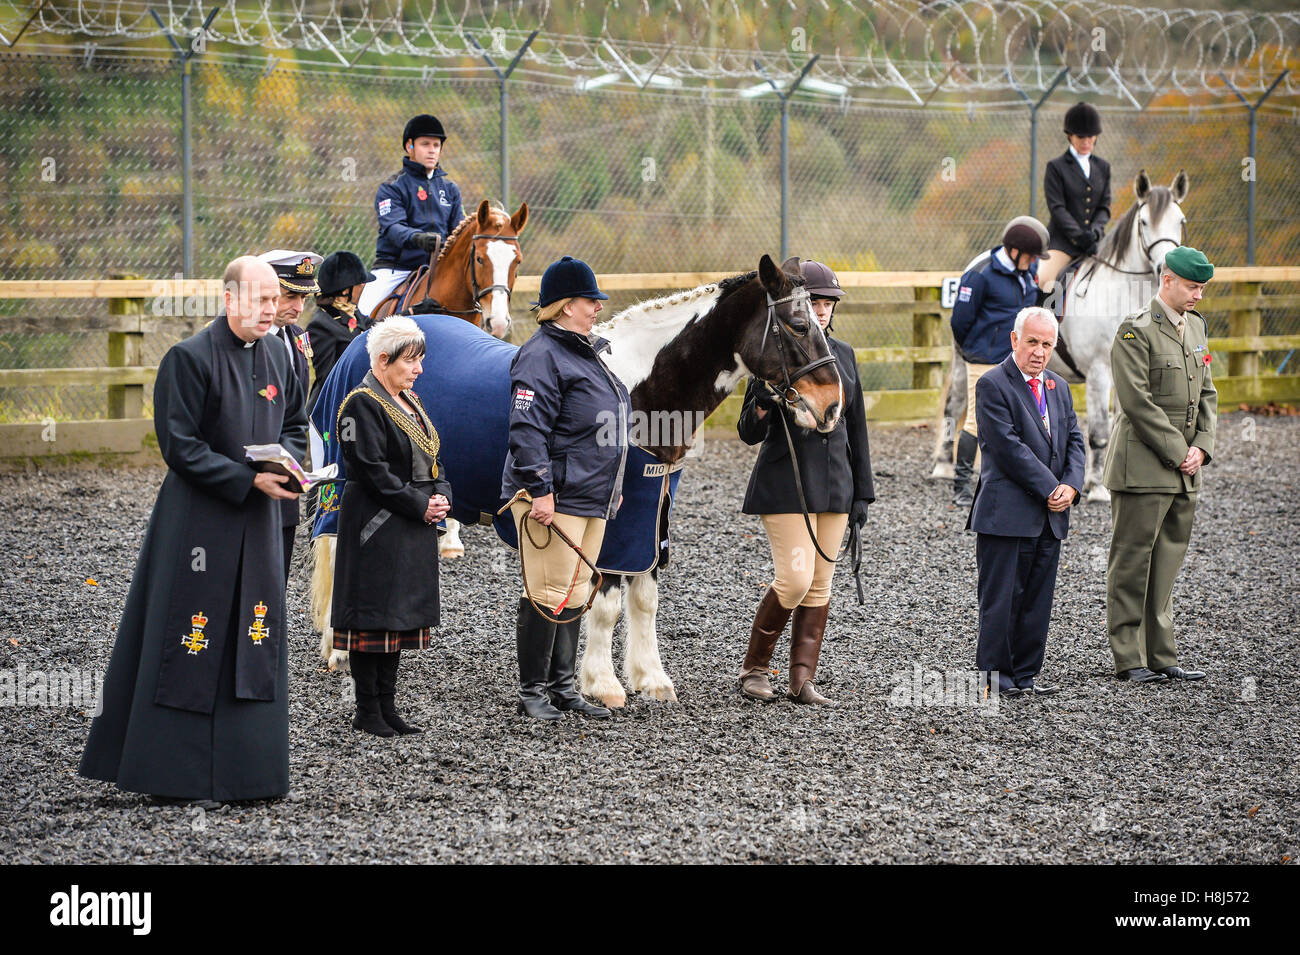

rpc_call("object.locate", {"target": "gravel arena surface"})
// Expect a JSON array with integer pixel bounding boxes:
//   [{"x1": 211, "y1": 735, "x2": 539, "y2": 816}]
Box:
[{"x1": 1, "y1": 416, "x2": 1296, "y2": 864}]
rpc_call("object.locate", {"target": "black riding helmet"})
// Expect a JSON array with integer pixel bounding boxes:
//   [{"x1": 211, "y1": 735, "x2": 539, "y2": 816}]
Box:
[
  {"x1": 317, "y1": 251, "x2": 376, "y2": 297},
  {"x1": 1063, "y1": 102, "x2": 1102, "y2": 138},
  {"x1": 403, "y1": 114, "x2": 447, "y2": 147}
]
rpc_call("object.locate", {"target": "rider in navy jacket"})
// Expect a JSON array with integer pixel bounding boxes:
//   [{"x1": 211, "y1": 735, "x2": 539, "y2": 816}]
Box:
[
  {"x1": 502, "y1": 312, "x2": 631, "y2": 521},
  {"x1": 373, "y1": 157, "x2": 463, "y2": 273},
  {"x1": 950, "y1": 247, "x2": 1040, "y2": 366}
]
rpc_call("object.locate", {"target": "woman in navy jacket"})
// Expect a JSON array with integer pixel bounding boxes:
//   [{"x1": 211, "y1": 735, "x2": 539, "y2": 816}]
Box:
[
  {"x1": 501, "y1": 256, "x2": 630, "y2": 721},
  {"x1": 736, "y1": 260, "x2": 875, "y2": 706}
]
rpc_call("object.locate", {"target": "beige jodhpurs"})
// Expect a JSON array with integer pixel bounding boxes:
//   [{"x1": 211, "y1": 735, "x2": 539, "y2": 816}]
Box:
[
  {"x1": 760, "y1": 512, "x2": 849, "y2": 610},
  {"x1": 510, "y1": 500, "x2": 607, "y2": 614}
]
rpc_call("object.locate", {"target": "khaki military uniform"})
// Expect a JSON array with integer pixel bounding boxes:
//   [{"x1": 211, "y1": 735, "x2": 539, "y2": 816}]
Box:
[{"x1": 1102, "y1": 295, "x2": 1218, "y2": 673}]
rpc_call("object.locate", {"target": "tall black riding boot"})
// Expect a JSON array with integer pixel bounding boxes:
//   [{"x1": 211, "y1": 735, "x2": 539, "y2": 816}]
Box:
[
  {"x1": 952, "y1": 430, "x2": 978, "y2": 507},
  {"x1": 516, "y1": 598, "x2": 562, "y2": 721},
  {"x1": 351, "y1": 652, "x2": 395, "y2": 738},
  {"x1": 548, "y1": 614, "x2": 611, "y2": 719},
  {"x1": 376, "y1": 651, "x2": 422, "y2": 735}
]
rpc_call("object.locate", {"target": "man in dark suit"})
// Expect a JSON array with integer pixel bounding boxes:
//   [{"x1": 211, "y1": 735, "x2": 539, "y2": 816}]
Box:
[
  {"x1": 258, "y1": 249, "x2": 321, "y2": 585},
  {"x1": 968, "y1": 306, "x2": 1087, "y2": 696}
]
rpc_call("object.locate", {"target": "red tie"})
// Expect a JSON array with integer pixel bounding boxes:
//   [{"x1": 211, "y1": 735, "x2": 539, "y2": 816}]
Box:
[{"x1": 1027, "y1": 378, "x2": 1041, "y2": 402}]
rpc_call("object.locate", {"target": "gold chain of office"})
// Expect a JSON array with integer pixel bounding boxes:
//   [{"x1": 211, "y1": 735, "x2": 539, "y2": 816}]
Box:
[{"x1": 337, "y1": 386, "x2": 440, "y2": 479}]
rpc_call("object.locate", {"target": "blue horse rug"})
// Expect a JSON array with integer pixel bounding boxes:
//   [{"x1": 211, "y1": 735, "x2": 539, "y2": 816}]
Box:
[{"x1": 310, "y1": 314, "x2": 682, "y2": 576}]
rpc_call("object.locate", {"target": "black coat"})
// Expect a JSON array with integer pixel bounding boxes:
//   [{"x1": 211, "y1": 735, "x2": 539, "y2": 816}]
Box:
[
  {"x1": 305, "y1": 305, "x2": 371, "y2": 413},
  {"x1": 330, "y1": 372, "x2": 453, "y2": 632},
  {"x1": 79, "y1": 317, "x2": 307, "y2": 801},
  {"x1": 738, "y1": 336, "x2": 875, "y2": 515},
  {"x1": 501, "y1": 321, "x2": 631, "y2": 519},
  {"x1": 1044, "y1": 150, "x2": 1112, "y2": 256}
]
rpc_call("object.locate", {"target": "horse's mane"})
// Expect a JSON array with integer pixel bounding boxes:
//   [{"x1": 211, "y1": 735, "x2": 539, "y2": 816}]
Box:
[
  {"x1": 436, "y1": 202, "x2": 509, "y2": 264},
  {"x1": 1095, "y1": 187, "x2": 1172, "y2": 268},
  {"x1": 600, "y1": 270, "x2": 756, "y2": 333}
]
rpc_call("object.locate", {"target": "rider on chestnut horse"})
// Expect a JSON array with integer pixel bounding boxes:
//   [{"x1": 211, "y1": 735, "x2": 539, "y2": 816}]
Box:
[{"x1": 356, "y1": 114, "x2": 463, "y2": 319}]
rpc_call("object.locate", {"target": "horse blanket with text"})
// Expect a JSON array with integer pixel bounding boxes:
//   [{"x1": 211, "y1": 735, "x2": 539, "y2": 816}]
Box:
[{"x1": 310, "y1": 314, "x2": 682, "y2": 576}]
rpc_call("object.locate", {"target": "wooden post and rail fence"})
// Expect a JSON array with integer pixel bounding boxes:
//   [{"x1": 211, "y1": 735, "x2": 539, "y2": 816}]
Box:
[{"x1": 1, "y1": 268, "x2": 1298, "y2": 462}]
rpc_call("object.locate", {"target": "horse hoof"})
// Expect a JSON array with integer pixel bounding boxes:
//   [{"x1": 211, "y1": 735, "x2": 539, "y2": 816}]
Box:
[
  {"x1": 1086, "y1": 486, "x2": 1111, "y2": 505},
  {"x1": 929, "y1": 463, "x2": 955, "y2": 481},
  {"x1": 440, "y1": 546, "x2": 464, "y2": 559},
  {"x1": 328, "y1": 650, "x2": 350, "y2": 674},
  {"x1": 598, "y1": 692, "x2": 627, "y2": 709},
  {"x1": 641, "y1": 683, "x2": 678, "y2": 703}
]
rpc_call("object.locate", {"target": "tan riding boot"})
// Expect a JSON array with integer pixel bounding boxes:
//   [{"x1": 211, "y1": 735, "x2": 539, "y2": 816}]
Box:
[
  {"x1": 789, "y1": 604, "x2": 834, "y2": 705},
  {"x1": 739, "y1": 587, "x2": 794, "y2": 702}
]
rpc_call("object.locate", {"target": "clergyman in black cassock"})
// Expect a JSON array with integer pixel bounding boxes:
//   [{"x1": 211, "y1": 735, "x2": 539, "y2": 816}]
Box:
[{"x1": 80, "y1": 262, "x2": 307, "y2": 801}]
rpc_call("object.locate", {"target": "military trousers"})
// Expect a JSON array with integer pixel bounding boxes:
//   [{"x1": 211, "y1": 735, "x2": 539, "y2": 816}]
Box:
[{"x1": 1106, "y1": 490, "x2": 1197, "y2": 674}]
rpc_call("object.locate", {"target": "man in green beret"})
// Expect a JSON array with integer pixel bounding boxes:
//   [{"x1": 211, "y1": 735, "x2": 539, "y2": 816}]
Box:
[{"x1": 1102, "y1": 246, "x2": 1217, "y2": 683}]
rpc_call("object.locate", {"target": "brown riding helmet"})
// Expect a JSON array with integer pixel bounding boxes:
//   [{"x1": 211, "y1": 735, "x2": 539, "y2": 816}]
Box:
[{"x1": 800, "y1": 260, "x2": 844, "y2": 300}]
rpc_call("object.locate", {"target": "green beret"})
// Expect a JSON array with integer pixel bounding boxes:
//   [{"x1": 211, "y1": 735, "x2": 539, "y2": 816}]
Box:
[{"x1": 1164, "y1": 246, "x2": 1214, "y2": 283}]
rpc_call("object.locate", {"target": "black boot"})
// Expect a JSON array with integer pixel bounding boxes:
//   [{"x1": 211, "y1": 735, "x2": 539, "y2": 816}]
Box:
[
  {"x1": 350, "y1": 652, "x2": 395, "y2": 738},
  {"x1": 516, "y1": 598, "x2": 563, "y2": 721},
  {"x1": 376, "y1": 651, "x2": 422, "y2": 735},
  {"x1": 548, "y1": 614, "x2": 611, "y2": 719},
  {"x1": 952, "y1": 429, "x2": 978, "y2": 507}
]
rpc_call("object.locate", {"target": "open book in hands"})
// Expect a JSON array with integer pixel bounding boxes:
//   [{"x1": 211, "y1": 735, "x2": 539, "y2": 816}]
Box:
[{"x1": 244, "y1": 444, "x2": 338, "y2": 495}]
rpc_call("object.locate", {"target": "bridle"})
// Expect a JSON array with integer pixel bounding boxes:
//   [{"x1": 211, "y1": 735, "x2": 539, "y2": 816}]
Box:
[
  {"x1": 758, "y1": 284, "x2": 857, "y2": 582},
  {"x1": 467, "y1": 232, "x2": 520, "y2": 310},
  {"x1": 759, "y1": 286, "x2": 838, "y2": 405},
  {"x1": 1087, "y1": 200, "x2": 1184, "y2": 280},
  {"x1": 411, "y1": 231, "x2": 520, "y2": 319}
]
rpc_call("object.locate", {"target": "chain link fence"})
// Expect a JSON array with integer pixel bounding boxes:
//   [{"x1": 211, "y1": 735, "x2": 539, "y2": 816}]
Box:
[{"x1": 2, "y1": 50, "x2": 1299, "y2": 421}]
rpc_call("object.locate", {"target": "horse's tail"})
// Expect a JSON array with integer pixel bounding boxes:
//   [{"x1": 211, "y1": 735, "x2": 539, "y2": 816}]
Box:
[{"x1": 309, "y1": 534, "x2": 336, "y2": 636}]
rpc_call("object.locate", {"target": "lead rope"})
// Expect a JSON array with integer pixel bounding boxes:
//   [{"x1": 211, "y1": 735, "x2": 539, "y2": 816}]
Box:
[
  {"x1": 498, "y1": 489, "x2": 604, "y2": 624},
  {"x1": 770, "y1": 386, "x2": 866, "y2": 605}
]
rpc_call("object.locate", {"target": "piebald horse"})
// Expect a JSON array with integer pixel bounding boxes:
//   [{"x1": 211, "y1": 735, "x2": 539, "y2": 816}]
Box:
[
  {"x1": 311, "y1": 255, "x2": 844, "y2": 705},
  {"x1": 930, "y1": 169, "x2": 1189, "y2": 503},
  {"x1": 369, "y1": 199, "x2": 528, "y2": 340}
]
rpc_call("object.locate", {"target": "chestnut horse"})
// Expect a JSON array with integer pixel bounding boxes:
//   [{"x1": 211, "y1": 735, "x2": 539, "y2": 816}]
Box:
[{"x1": 369, "y1": 199, "x2": 528, "y2": 340}]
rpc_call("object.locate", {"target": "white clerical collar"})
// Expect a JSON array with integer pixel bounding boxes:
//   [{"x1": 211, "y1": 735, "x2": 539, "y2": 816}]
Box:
[{"x1": 1069, "y1": 145, "x2": 1091, "y2": 177}]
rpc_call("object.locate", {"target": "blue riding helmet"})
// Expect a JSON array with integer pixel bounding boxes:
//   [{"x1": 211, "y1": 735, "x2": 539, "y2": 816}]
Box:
[{"x1": 532, "y1": 255, "x2": 609, "y2": 308}]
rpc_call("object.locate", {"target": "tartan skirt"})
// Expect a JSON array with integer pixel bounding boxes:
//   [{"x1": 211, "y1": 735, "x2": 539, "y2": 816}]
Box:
[{"x1": 332, "y1": 628, "x2": 431, "y2": 653}]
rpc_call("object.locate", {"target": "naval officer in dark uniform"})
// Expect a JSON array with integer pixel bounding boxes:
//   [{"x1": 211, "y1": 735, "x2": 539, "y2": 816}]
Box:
[
  {"x1": 259, "y1": 249, "x2": 321, "y2": 585},
  {"x1": 79, "y1": 256, "x2": 307, "y2": 805}
]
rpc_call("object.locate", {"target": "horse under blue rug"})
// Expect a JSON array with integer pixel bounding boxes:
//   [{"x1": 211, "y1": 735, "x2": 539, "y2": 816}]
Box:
[{"x1": 311, "y1": 314, "x2": 682, "y2": 576}]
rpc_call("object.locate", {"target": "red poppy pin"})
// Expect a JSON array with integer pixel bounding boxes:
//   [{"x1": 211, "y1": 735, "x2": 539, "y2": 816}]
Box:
[
  {"x1": 1045, "y1": 379, "x2": 1056, "y2": 391},
  {"x1": 259, "y1": 384, "x2": 278, "y2": 403},
  {"x1": 417, "y1": 187, "x2": 428, "y2": 201},
  {"x1": 1203, "y1": 352, "x2": 1213, "y2": 366},
  {"x1": 347, "y1": 316, "x2": 357, "y2": 331}
]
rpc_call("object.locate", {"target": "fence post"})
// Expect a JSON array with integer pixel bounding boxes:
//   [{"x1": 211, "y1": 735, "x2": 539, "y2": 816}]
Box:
[
  {"x1": 913, "y1": 284, "x2": 945, "y2": 390},
  {"x1": 107, "y1": 272, "x2": 145, "y2": 419},
  {"x1": 1227, "y1": 280, "x2": 1261, "y2": 385}
]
